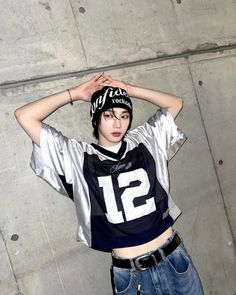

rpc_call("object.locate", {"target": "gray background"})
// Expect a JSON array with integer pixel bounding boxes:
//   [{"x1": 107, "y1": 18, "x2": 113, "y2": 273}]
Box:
[{"x1": 0, "y1": 1, "x2": 236, "y2": 294}]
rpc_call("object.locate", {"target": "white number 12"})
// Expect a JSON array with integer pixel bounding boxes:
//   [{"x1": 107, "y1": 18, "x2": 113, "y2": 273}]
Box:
[{"x1": 98, "y1": 168, "x2": 156, "y2": 224}]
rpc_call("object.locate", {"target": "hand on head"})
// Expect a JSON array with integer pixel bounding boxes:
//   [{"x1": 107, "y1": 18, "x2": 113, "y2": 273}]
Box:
[
  {"x1": 101, "y1": 74, "x2": 128, "y2": 92},
  {"x1": 71, "y1": 72, "x2": 129, "y2": 102},
  {"x1": 71, "y1": 72, "x2": 105, "y2": 102}
]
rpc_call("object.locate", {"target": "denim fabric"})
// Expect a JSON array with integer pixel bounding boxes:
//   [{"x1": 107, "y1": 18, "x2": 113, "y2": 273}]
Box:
[{"x1": 111, "y1": 236, "x2": 204, "y2": 295}]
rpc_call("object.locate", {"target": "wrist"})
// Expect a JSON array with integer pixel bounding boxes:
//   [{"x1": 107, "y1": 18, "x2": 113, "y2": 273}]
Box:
[
  {"x1": 66, "y1": 89, "x2": 74, "y2": 105},
  {"x1": 126, "y1": 83, "x2": 135, "y2": 97},
  {"x1": 69, "y1": 87, "x2": 83, "y2": 102}
]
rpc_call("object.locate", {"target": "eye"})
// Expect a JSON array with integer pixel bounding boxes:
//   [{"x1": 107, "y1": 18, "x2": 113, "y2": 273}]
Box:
[
  {"x1": 121, "y1": 114, "x2": 130, "y2": 119},
  {"x1": 104, "y1": 112, "x2": 113, "y2": 119}
]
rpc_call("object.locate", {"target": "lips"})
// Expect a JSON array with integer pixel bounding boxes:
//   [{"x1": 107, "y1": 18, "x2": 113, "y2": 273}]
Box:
[{"x1": 111, "y1": 132, "x2": 121, "y2": 137}]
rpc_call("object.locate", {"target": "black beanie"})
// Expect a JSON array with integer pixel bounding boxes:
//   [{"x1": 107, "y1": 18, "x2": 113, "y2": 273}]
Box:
[{"x1": 90, "y1": 86, "x2": 133, "y2": 127}]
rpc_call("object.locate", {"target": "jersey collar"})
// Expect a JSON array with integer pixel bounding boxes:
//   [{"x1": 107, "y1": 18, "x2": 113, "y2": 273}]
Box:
[{"x1": 91, "y1": 140, "x2": 127, "y2": 160}]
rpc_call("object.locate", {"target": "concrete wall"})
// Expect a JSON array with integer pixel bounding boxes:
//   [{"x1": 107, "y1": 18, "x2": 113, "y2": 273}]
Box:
[{"x1": 0, "y1": 1, "x2": 236, "y2": 294}]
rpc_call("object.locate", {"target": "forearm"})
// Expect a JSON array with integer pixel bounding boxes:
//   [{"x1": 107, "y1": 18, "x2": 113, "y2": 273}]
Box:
[
  {"x1": 15, "y1": 89, "x2": 73, "y2": 122},
  {"x1": 14, "y1": 89, "x2": 76, "y2": 146},
  {"x1": 127, "y1": 84, "x2": 183, "y2": 119},
  {"x1": 15, "y1": 72, "x2": 106, "y2": 146},
  {"x1": 15, "y1": 71, "x2": 106, "y2": 123}
]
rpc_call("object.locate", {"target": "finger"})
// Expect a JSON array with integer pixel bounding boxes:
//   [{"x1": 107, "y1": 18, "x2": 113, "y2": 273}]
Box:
[
  {"x1": 97, "y1": 76, "x2": 109, "y2": 85},
  {"x1": 96, "y1": 84, "x2": 104, "y2": 92},
  {"x1": 102, "y1": 74, "x2": 112, "y2": 81},
  {"x1": 99, "y1": 76, "x2": 108, "y2": 83},
  {"x1": 102, "y1": 77, "x2": 112, "y2": 85},
  {"x1": 93, "y1": 72, "x2": 104, "y2": 81}
]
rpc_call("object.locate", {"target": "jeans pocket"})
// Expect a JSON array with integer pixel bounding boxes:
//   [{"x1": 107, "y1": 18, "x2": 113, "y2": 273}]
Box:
[
  {"x1": 166, "y1": 243, "x2": 192, "y2": 275},
  {"x1": 112, "y1": 266, "x2": 135, "y2": 294}
]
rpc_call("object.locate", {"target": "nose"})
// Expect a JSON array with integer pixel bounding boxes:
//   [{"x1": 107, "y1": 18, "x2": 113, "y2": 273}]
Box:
[{"x1": 113, "y1": 117, "x2": 121, "y2": 128}]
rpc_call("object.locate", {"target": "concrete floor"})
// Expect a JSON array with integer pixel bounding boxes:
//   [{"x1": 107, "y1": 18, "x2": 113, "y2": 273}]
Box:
[{"x1": 0, "y1": 1, "x2": 236, "y2": 294}]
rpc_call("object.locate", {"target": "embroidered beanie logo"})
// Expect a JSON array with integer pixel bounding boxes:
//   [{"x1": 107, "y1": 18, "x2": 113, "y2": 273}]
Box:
[{"x1": 90, "y1": 86, "x2": 133, "y2": 127}]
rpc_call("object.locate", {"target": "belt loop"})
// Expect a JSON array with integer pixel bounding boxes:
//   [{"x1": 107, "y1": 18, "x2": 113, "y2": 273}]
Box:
[
  {"x1": 151, "y1": 254, "x2": 158, "y2": 264},
  {"x1": 158, "y1": 248, "x2": 165, "y2": 260},
  {"x1": 130, "y1": 258, "x2": 136, "y2": 269}
]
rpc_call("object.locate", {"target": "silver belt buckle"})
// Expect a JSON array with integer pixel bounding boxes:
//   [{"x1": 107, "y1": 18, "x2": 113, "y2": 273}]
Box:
[
  {"x1": 134, "y1": 252, "x2": 160, "y2": 271},
  {"x1": 134, "y1": 254, "x2": 149, "y2": 271}
]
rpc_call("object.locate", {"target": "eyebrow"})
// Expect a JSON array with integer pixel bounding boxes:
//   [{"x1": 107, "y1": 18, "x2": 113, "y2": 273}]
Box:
[{"x1": 105, "y1": 109, "x2": 129, "y2": 114}]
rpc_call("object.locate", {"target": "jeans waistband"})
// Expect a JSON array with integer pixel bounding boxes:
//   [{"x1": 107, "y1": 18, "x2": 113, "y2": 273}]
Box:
[{"x1": 112, "y1": 232, "x2": 181, "y2": 271}]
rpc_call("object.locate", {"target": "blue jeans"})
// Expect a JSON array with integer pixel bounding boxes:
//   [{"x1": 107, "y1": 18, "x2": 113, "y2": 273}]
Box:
[{"x1": 111, "y1": 234, "x2": 204, "y2": 294}]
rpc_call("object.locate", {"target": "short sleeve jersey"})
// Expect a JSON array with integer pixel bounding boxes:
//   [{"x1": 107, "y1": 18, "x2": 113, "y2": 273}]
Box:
[{"x1": 30, "y1": 109, "x2": 187, "y2": 251}]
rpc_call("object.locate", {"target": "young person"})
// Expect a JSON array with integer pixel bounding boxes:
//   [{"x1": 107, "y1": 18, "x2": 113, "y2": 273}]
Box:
[{"x1": 15, "y1": 73, "x2": 204, "y2": 294}]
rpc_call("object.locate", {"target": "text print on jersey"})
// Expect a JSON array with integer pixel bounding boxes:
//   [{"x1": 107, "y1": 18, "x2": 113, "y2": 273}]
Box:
[{"x1": 98, "y1": 168, "x2": 156, "y2": 224}]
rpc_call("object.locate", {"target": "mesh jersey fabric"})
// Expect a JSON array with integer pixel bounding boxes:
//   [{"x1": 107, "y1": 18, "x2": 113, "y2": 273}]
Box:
[{"x1": 30, "y1": 108, "x2": 187, "y2": 251}]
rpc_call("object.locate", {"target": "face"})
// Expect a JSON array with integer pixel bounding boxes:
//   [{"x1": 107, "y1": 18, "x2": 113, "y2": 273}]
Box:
[{"x1": 98, "y1": 108, "x2": 131, "y2": 147}]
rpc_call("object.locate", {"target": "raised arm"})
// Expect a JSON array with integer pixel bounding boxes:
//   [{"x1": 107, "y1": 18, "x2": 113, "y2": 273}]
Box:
[
  {"x1": 14, "y1": 73, "x2": 106, "y2": 146},
  {"x1": 103, "y1": 75, "x2": 183, "y2": 119},
  {"x1": 127, "y1": 85, "x2": 183, "y2": 119}
]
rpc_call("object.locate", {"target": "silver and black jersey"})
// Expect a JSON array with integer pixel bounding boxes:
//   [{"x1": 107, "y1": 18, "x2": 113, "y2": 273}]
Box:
[{"x1": 30, "y1": 109, "x2": 187, "y2": 251}]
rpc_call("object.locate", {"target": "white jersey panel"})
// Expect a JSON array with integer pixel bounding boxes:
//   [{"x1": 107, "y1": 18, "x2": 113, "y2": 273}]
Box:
[{"x1": 30, "y1": 123, "x2": 93, "y2": 247}]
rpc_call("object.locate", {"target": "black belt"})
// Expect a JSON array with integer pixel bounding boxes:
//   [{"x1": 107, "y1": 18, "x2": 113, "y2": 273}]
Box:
[{"x1": 112, "y1": 233, "x2": 181, "y2": 271}]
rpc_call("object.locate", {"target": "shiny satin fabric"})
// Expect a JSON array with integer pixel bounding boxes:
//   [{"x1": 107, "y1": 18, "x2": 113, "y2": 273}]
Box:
[{"x1": 30, "y1": 108, "x2": 187, "y2": 249}]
